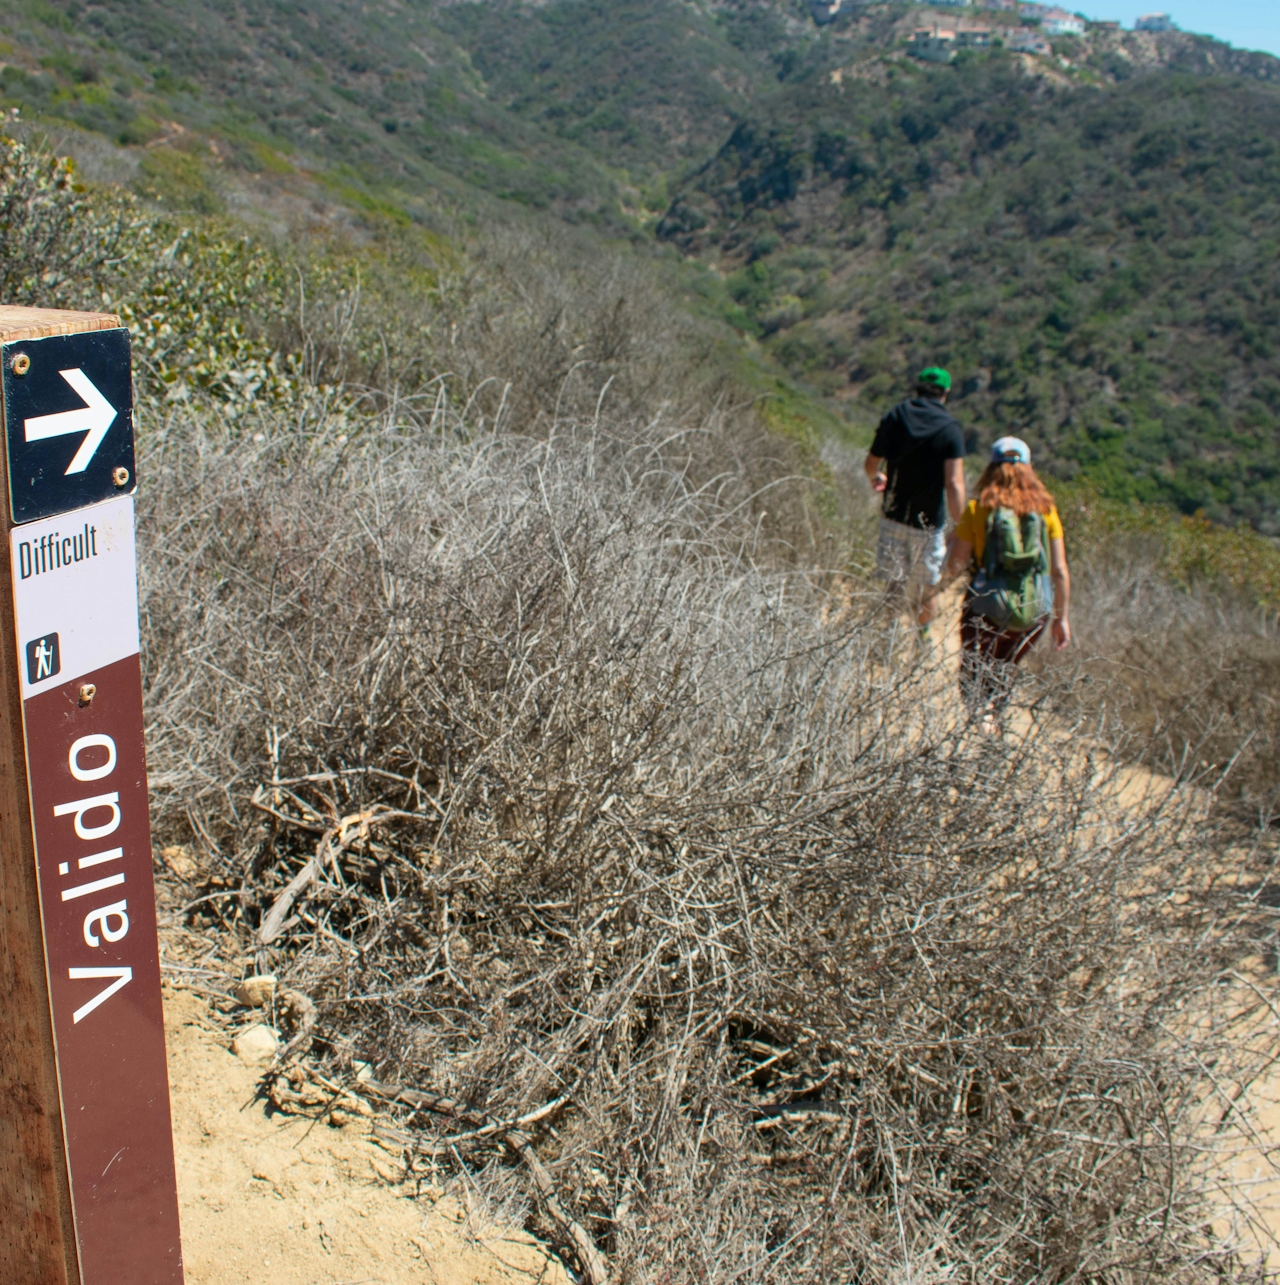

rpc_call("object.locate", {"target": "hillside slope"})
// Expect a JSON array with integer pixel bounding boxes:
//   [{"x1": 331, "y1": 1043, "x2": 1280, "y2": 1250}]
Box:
[
  {"x1": 431, "y1": 0, "x2": 812, "y2": 200},
  {"x1": 0, "y1": 0, "x2": 621, "y2": 217},
  {"x1": 3, "y1": 0, "x2": 1280, "y2": 525},
  {"x1": 662, "y1": 38, "x2": 1280, "y2": 529},
  {"x1": 0, "y1": 0, "x2": 816, "y2": 221}
]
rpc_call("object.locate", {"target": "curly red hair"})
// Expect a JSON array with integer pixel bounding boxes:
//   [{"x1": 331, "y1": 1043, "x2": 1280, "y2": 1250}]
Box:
[{"x1": 976, "y1": 461, "x2": 1055, "y2": 516}]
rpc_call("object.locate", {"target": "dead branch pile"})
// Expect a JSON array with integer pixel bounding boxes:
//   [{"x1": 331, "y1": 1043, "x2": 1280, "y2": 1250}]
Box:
[{"x1": 139, "y1": 402, "x2": 1279, "y2": 1282}]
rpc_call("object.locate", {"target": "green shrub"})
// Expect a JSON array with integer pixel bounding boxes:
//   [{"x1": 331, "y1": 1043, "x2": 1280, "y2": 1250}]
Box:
[{"x1": 135, "y1": 147, "x2": 224, "y2": 214}]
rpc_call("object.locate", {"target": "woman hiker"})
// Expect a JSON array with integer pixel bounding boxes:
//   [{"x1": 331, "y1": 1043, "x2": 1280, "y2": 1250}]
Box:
[{"x1": 943, "y1": 436, "x2": 1071, "y2": 720}]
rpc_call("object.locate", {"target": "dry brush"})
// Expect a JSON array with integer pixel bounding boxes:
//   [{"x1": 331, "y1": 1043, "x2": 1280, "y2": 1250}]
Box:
[{"x1": 136, "y1": 395, "x2": 1280, "y2": 1283}]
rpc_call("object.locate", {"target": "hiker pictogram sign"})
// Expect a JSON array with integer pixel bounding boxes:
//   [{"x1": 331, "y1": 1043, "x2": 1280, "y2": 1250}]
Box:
[
  {"x1": 4, "y1": 327, "x2": 135, "y2": 525},
  {"x1": 0, "y1": 307, "x2": 182, "y2": 1285}
]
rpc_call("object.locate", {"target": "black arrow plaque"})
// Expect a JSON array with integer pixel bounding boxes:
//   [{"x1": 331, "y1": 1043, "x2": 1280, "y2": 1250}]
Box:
[{"x1": 4, "y1": 328, "x2": 135, "y2": 525}]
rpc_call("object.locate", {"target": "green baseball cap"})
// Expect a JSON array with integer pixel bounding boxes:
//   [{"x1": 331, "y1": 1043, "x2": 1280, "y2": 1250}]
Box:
[{"x1": 918, "y1": 366, "x2": 952, "y2": 391}]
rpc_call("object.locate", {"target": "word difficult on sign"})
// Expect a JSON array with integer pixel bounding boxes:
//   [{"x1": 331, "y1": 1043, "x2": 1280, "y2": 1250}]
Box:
[{"x1": 0, "y1": 308, "x2": 182, "y2": 1285}]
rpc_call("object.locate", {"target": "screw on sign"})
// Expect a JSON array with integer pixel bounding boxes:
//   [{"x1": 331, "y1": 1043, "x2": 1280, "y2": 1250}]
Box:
[{"x1": 0, "y1": 308, "x2": 182, "y2": 1285}]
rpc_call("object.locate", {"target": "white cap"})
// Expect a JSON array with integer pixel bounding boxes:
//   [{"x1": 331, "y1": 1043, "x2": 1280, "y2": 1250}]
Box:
[{"x1": 990, "y1": 436, "x2": 1031, "y2": 464}]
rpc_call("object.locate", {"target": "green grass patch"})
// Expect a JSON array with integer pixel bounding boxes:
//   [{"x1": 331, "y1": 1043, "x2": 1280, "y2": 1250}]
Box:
[
  {"x1": 1056, "y1": 480, "x2": 1280, "y2": 609},
  {"x1": 136, "y1": 147, "x2": 224, "y2": 214}
]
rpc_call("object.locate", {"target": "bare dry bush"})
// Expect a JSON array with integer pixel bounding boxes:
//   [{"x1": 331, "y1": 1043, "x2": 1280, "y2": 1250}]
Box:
[
  {"x1": 138, "y1": 399, "x2": 1279, "y2": 1283},
  {"x1": 416, "y1": 224, "x2": 728, "y2": 428},
  {"x1": 271, "y1": 217, "x2": 739, "y2": 435},
  {"x1": 1062, "y1": 547, "x2": 1280, "y2": 820}
]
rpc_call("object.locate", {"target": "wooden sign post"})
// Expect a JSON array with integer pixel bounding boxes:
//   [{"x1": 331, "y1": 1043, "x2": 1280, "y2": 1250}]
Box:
[{"x1": 0, "y1": 307, "x2": 184, "y2": 1283}]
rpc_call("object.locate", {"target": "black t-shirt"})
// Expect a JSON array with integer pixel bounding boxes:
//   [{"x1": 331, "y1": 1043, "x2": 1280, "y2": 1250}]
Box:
[{"x1": 870, "y1": 397, "x2": 965, "y2": 530}]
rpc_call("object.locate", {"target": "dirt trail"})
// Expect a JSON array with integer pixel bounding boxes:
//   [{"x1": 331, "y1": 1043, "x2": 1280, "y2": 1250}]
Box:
[
  {"x1": 1223, "y1": 1065, "x2": 1280, "y2": 1269},
  {"x1": 164, "y1": 986, "x2": 570, "y2": 1285},
  {"x1": 927, "y1": 586, "x2": 1280, "y2": 1267}
]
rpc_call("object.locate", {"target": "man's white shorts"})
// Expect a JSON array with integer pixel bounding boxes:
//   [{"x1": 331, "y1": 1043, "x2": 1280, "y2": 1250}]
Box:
[{"x1": 876, "y1": 518, "x2": 946, "y2": 588}]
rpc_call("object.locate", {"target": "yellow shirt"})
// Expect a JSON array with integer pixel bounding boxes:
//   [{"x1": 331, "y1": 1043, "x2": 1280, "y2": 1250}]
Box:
[{"x1": 954, "y1": 501, "x2": 1063, "y2": 566}]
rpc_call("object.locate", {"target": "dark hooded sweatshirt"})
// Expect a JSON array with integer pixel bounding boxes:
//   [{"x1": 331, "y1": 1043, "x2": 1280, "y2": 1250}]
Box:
[{"x1": 870, "y1": 397, "x2": 965, "y2": 531}]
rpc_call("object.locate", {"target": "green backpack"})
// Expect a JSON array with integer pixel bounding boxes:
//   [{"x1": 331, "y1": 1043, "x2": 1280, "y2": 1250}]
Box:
[{"x1": 966, "y1": 507, "x2": 1053, "y2": 632}]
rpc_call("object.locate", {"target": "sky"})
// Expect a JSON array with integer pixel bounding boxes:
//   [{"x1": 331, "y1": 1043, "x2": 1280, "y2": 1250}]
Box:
[{"x1": 1081, "y1": 1, "x2": 1280, "y2": 56}]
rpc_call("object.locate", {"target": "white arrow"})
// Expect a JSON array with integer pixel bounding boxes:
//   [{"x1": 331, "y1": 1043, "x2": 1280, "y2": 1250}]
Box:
[{"x1": 23, "y1": 368, "x2": 118, "y2": 475}]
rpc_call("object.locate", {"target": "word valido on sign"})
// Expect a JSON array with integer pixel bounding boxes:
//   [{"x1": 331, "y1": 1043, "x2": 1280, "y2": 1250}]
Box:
[
  {"x1": 52, "y1": 736, "x2": 134, "y2": 1022},
  {"x1": 12, "y1": 494, "x2": 184, "y2": 1282}
]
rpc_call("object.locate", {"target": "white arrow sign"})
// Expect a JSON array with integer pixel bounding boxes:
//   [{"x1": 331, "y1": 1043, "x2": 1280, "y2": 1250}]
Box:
[{"x1": 24, "y1": 368, "x2": 119, "y2": 475}]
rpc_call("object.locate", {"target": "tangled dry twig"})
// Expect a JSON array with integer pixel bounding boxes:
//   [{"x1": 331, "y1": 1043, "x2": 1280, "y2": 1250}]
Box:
[
  {"x1": 140, "y1": 404, "x2": 1280, "y2": 1282},
  {"x1": 365, "y1": 1077, "x2": 608, "y2": 1285}
]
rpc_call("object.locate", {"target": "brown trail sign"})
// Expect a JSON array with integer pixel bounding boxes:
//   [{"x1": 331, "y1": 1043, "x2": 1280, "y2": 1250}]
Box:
[{"x1": 0, "y1": 307, "x2": 183, "y2": 1284}]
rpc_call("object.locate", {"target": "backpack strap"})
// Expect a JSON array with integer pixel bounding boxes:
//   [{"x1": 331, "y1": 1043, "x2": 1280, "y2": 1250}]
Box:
[
  {"x1": 1020, "y1": 511, "x2": 1048, "y2": 573},
  {"x1": 982, "y1": 507, "x2": 1001, "y2": 577}
]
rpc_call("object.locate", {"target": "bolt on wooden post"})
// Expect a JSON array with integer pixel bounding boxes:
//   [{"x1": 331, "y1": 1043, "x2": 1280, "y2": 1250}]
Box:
[{"x1": 0, "y1": 307, "x2": 184, "y2": 1284}]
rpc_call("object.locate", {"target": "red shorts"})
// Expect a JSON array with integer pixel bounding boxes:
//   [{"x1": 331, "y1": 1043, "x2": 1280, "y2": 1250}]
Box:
[{"x1": 959, "y1": 608, "x2": 1046, "y2": 704}]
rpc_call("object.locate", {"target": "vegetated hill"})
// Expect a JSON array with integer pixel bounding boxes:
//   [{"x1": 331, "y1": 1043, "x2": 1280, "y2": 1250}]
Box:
[
  {"x1": 0, "y1": 0, "x2": 625, "y2": 219},
  {"x1": 0, "y1": 0, "x2": 822, "y2": 223},
  {"x1": 659, "y1": 30, "x2": 1280, "y2": 530},
  {"x1": 429, "y1": 0, "x2": 815, "y2": 204},
  {"x1": 6, "y1": 0, "x2": 1280, "y2": 527}
]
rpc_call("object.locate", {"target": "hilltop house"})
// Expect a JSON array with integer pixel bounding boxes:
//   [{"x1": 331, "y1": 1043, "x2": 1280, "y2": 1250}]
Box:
[
  {"x1": 1135, "y1": 12, "x2": 1174, "y2": 30},
  {"x1": 908, "y1": 22, "x2": 993, "y2": 61},
  {"x1": 1005, "y1": 25, "x2": 1052, "y2": 53},
  {"x1": 984, "y1": 0, "x2": 1018, "y2": 9},
  {"x1": 1042, "y1": 10, "x2": 1086, "y2": 34},
  {"x1": 909, "y1": 27, "x2": 957, "y2": 60}
]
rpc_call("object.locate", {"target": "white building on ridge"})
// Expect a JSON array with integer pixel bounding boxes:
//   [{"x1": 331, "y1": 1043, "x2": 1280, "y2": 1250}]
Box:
[
  {"x1": 992, "y1": 6, "x2": 1087, "y2": 37},
  {"x1": 1005, "y1": 25, "x2": 1052, "y2": 53},
  {"x1": 1042, "y1": 10, "x2": 1086, "y2": 34},
  {"x1": 908, "y1": 27, "x2": 958, "y2": 60},
  {"x1": 1135, "y1": 12, "x2": 1174, "y2": 31}
]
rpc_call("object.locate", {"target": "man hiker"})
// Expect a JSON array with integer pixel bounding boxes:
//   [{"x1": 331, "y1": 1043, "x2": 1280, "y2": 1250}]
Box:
[{"x1": 864, "y1": 366, "x2": 966, "y2": 637}]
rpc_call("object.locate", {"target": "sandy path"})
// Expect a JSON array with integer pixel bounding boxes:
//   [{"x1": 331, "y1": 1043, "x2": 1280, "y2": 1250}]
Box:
[
  {"x1": 1221, "y1": 1058, "x2": 1280, "y2": 1269},
  {"x1": 926, "y1": 588, "x2": 1280, "y2": 1268},
  {"x1": 860, "y1": 583, "x2": 1280, "y2": 1267},
  {"x1": 164, "y1": 986, "x2": 569, "y2": 1285}
]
